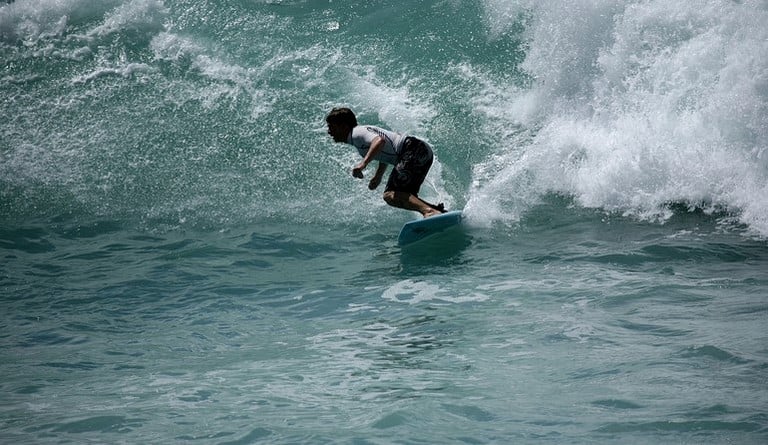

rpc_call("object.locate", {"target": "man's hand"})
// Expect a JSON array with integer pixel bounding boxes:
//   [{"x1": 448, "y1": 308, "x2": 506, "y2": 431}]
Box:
[
  {"x1": 368, "y1": 162, "x2": 387, "y2": 190},
  {"x1": 368, "y1": 175, "x2": 382, "y2": 190},
  {"x1": 352, "y1": 162, "x2": 365, "y2": 179},
  {"x1": 352, "y1": 136, "x2": 383, "y2": 180}
]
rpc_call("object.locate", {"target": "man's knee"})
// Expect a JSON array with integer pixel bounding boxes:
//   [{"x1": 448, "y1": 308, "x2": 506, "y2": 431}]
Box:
[{"x1": 383, "y1": 191, "x2": 396, "y2": 206}]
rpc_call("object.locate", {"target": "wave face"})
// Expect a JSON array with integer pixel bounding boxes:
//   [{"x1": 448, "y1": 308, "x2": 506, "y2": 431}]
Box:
[{"x1": 1, "y1": 0, "x2": 767, "y2": 236}]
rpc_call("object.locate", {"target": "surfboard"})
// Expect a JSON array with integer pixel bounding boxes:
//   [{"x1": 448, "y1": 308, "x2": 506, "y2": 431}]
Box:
[{"x1": 398, "y1": 210, "x2": 463, "y2": 246}]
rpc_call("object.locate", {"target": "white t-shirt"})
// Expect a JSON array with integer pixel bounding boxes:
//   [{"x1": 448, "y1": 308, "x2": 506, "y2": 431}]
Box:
[{"x1": 348, "y1": 125, "x2": 407, "y2": 166}]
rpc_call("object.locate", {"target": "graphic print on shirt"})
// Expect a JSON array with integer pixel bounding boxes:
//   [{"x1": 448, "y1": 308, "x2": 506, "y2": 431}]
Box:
[
  {"x1": 364, "y1": 126, "x2": 394, "y2": 149},
  {"x1": 351, "y1": 125, "x2": 402, "y2": 165}
]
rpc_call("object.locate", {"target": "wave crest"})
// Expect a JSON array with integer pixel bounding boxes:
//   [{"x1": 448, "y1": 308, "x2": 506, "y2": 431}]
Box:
[{"x1": 470, "y1": 0, "x2": 768, "y2": 236}]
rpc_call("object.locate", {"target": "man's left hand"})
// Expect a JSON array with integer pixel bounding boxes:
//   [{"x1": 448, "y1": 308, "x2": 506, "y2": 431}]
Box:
[{"x1": 368, "y1": 176, "x2": 382, "y2": 190}]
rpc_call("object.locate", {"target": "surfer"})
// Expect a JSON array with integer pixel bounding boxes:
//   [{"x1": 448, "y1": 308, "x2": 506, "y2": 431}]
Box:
[{"x1": 326, "y1": 107, "x2": 445, "y2": 218}]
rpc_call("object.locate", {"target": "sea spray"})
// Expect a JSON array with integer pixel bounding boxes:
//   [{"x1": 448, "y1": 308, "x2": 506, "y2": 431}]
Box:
[{"x1": 468, "y1": 0, "x2": 768, "y2": 237}]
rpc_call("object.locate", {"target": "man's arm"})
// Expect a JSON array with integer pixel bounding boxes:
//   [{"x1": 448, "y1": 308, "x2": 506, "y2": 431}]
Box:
[
  {"x1": 352, "y1": 136, "x2": 385, "y2": 178},
  {"x1": 368, "y1": 162, "x2": 388, "y2": 190}
]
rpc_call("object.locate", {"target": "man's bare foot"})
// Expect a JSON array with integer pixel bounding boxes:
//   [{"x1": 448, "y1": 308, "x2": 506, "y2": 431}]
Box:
[{"x1": 423, "y1": 209, "x2": 442, "y2": 218}]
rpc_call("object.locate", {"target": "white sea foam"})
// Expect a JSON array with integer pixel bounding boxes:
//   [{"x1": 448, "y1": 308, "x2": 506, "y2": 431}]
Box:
[
  {"x1": 71, "y1": 60, "x2": 154, "y2": 84},
  {"x1": 85, "y1": 0, "x2": 167, "y2": 39},
  {"x1": 0, "y1": 0, "x2": 163, "y2": 44},
  {"x1": 0, "y1": 0, "x2": 120, "y2": 43},
  {"x1": 149, "y1": 31, "x2": 202, "y2": 61},
  {"x1": 471, "y1": 0, "x2": 768, "y2": 236},
  {"x1": 382, "y1": 279, "x2": 488, "y2": 305},
  {"x1": 149, "y1": 31, "x2": 274, "y2": 117},
  {"x1": 344, "y1": 70, "x2": 437, "y2": 136}
]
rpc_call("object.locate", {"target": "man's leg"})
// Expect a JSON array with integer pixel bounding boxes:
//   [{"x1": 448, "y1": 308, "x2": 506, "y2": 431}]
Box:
[
  {"x1": 383, "y1": 191, "x2": 442, "y2": 218},
  {"x1": 384, "y1": 138, "x2": 446, "y2": 217}
]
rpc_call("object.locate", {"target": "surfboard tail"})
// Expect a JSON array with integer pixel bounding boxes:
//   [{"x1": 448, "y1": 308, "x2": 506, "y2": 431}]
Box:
[{"x1": 398, "y1": 210, "x2": 463, "y2": 245}]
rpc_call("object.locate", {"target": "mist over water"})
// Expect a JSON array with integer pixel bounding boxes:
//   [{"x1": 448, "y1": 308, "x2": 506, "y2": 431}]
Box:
[{"x1": 1, "y1": 1, "x2": 767, "y2": 444}]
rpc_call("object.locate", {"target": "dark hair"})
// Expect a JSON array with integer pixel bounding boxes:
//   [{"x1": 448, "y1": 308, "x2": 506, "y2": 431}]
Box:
[{"x1": 325, "y1": 107, "x2": 357, "y2": 127}]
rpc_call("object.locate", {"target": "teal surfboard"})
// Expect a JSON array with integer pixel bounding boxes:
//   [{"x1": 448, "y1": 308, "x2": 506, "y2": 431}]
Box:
[{"x1": 398, "y1": 210, "x2": 464, "y2": 246}]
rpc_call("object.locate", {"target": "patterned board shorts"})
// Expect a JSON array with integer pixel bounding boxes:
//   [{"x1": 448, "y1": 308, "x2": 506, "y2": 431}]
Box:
[{"x1": 385, "y1": 137, "x2": 433, "y2": 195}]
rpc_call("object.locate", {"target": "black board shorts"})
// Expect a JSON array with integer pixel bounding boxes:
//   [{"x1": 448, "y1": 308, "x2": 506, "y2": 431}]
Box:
[{"x1": 385, "y1": 137, "x2": 433, "y2": 195}]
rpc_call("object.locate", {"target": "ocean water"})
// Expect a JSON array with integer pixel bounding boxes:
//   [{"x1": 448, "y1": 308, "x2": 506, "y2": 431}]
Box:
[{"x1": 1, "y1": 0, "x2": 767, "y2": 443}]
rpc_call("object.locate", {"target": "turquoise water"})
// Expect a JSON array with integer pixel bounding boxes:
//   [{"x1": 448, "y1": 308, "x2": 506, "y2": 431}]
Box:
[{"x1": 2, "y1": 0, "x2": 767, "y2": 443}]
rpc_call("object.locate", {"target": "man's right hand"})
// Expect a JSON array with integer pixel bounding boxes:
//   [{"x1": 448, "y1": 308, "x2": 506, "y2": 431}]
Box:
[{"x1": 352, "y1": 162, "x2": 366, "y2": 178}]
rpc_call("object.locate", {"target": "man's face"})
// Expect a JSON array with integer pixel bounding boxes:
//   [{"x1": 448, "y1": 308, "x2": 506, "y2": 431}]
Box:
[{"x1": 327, "y1": 122, "x2": 349, "y2": 143}]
